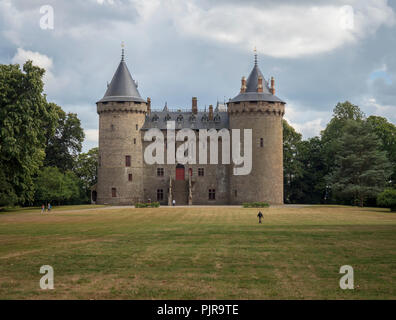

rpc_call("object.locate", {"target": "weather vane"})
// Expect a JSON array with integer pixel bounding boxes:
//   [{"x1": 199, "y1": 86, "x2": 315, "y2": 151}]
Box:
[
  {"x1": 254, "y1": 46, "x2": 258, "y2": 66},
  {"x1": 121, "y1": 41, "x2": 125, "y2": 61}
]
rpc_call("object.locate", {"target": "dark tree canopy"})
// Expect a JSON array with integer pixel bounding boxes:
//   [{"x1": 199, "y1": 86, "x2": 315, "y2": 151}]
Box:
[
  {"x1": 283, "y1": 120, "x2": 304, "y2": 203},
  {"x1": 367, "y1": 116, "x2": 396, "y2": 186},
  {"x1": 34, "y1": 167, "x2": 82, "y2": 205},
  {"x1": 74, "y1": 147, "x2": 98, "y2": 199},
  {"x1": 0, "y1": 61, "x2": 58, "y2": 206},
  {"x1": 327, "y1": 120, "x2": 392, "y2": 206},
  {"x1": 44, "y1": 105, "x2": 85, "y2": 172}
]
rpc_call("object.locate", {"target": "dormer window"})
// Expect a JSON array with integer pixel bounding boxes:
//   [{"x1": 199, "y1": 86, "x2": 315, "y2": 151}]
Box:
[
  {"x1": 152, "y1": 114, "x2": 159, "y2": 122},
  {"x1": 214, "y1": 114, "x2": 221, "y2": 123},
  {"x1": 164, "y1": 113, "x2": 171, "y2": 121},
  {"x1": 176, "y1": 114, "x2": 183, "y2": 122},
  {"x1": 201, "y1": 114, "x2": 208, "y2": 122},
  {"x1": 189, "y1": 114, "x2": 196, "y2": 122}
]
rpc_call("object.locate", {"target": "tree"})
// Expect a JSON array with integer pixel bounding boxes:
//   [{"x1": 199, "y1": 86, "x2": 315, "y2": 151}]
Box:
[
  {"x1": 44, "y1": 105, "x2": 85, "y2": 172},
  {"x1": 34, "y1": 167, "x2": 82, "y2": 205},
  {"x1": 297, "y1": 137, "x2": 328, "y2": 203},
  {"x1": 327, "y1": 120, "x2": 392, "y2": 207},
  {"x1": 74, "y1": 147, "x2": 98, "y2": 199},
  {"x1": 321, "y1": 101, "x2": 366, "y2": 202},
  {"x1": 367, "y1": 116, "x2": 396, "y2": 186},
  {"x1": 0, "y1": 61, "x2": 58, "y2": 206},
  {"x1": 283, "y1": 120, "x2": 304, "y2": 203},
  {"x1": 377, "y1": 189, "x2": 396, "y2": 212}
]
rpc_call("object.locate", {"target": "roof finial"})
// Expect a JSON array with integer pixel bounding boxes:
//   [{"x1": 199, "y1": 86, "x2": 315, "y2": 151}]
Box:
[
  {"x1": 121, "y1": 41, "x2": 125, "y2": 61},
  {"x1": 254, "y1": 47, "x2": 258, "y2": 66}
]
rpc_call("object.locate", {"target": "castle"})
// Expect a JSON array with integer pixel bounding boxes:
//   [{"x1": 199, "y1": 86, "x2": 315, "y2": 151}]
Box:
[{"x1": 92, "y1": 50, "x2": 286, "y2": 205}]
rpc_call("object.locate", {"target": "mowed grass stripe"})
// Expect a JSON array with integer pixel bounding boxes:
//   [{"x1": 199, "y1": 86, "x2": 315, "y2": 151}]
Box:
[{"x1": 0, "y1": 206, "x2": 394, "y2": 299}]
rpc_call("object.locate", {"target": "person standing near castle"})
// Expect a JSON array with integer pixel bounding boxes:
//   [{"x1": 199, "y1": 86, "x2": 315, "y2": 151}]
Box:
[
  {"x1": 41, "y1": 204, "x2": 45, "y2": 213},
  {"x1": 257, "y1": 211, "x2": 263, "y2": 224}
]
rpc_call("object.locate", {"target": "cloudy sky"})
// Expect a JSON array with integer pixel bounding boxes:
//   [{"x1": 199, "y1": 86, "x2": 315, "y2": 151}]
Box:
[{"x1": 1, "y1": 0, "x2": 396, "y2": 151}]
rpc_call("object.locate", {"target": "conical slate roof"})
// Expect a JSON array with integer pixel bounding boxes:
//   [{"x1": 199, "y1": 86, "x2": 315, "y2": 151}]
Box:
[
  {"x1": 245, "y1": 63, "x2": 271, "y2": 94},
  {"x1": 97, "y1": 55, "x2": 145, "y2": 103},
  {"x1": 230, "y1": 57, "x2": 285, "y2": 104}
]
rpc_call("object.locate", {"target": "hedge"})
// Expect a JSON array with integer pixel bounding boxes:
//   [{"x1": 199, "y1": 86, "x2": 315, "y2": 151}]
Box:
[
  {"x1": 242, "y1": 202, "x2": 270, "y2": 208},
  {"x1": 135, "y1": 202, "x2": 160, "y2": 208},
  {"x1": 377, "y1": 189, "x2": 396, "y2": 212}
]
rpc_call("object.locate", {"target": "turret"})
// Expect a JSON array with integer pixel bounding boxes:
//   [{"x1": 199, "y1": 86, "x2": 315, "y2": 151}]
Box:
[
  {"x1": 227, "y1": 51, "x2": 286, "y2": 204},
  {"x1": 96, "y1": 46, "x2": 147, "y2": 204}
]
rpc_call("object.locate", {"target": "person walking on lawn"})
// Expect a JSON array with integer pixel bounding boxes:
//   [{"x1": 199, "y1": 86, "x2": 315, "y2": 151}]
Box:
[{"x1": 257, "y1": 211, "x2": 263, "y2": 224}]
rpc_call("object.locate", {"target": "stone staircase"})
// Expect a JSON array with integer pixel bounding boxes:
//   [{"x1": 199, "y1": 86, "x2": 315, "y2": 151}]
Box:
[{"x1": 173, "y1": 180, "x2": 188, "y2": 205}]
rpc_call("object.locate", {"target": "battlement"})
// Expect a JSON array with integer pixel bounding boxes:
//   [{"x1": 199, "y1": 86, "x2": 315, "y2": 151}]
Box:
[
  {"x1": 227, "y1": 101, "x2": 285, "y2": 117},
  {"x1": 97, "y1": 100, "x2": 147, "y2": 114}
]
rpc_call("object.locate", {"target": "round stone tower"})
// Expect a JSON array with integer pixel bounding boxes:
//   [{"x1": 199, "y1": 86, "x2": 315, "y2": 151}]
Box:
[
  {"x1": 227, "y1": 53, "x2": 286, "y2": 204},
  {"x1": 96, "y1": 49, "x2": 147, "y2": 205}
]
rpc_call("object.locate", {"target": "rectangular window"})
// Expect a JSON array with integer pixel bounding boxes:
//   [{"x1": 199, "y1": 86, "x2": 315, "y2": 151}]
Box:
[
  {"x1": 128, "y1": 173, "x2": 132, "y2": 181},
  {"x1": 136, "y1": 124, "x2": 138, "y2": 130},
  {"x1": 260, "y1": 138, "x2": 264, "y2": 147},
  {"x1": 157, "y1": 189, "x2": 164, "y2": 201},
  {"x1": 209, "y1": 189, "x2": 216, "y2": 200},
  {"x1": 198, "y1": 168, "x2": 204, "y2": 176},
  {"x1": 234, "y1": 190, "x2": 237, "y2": 197},
  {"x1": 111, "y1": 188, "x2": 117, "y2": 197},
  {"x1": 134, "y1": 138, "x2": 136, "y2": 145},
  {"x1": 157, "y1": 168, "x2": 164, "y2": 176},
  {"x1": 125, "y1": 155, "x2": 131, "y2": 167}
]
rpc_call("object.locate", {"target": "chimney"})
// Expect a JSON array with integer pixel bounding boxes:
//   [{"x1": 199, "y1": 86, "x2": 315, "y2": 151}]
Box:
[
  {"x1": 270, "y1": 77, "x2": 275, "y2": 95},
  {"x1": 192, "y1": 97, "x2": 198, "y2": 114},
  {"x1": 209, "y1": 105, "x2": 213, "y2": 120},
  {"x1": 147, "y1": 97, "x2": 151, "y2": 115},
  {"x1": 257, "y1": 76, "x2": 263, "y2": 93},
  {"x1": 240, "y1": 76, "x2": 247, "y2": 93}
]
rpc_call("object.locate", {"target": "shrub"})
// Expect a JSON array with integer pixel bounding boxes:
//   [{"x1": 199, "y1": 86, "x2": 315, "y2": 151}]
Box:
[
  {"x1": 135, "y1": 202, "x2": 160, "y2": 208},
  {"x1": 242, "y1": 202, "x2": 270, "y2": 208},
  {"x1": 377, "y1": 189, "x2": 396, "y2": 212}
]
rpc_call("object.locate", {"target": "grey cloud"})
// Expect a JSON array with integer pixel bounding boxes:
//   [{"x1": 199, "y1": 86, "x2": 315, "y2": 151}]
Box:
[{"x1": 0, "y1": 0, "x2": 395, "y2": 151}]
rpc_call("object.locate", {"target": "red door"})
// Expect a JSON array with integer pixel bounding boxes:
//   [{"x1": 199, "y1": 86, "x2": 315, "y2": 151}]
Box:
[{"x1": 176, "y1": 167, "x2": 185, "y2": 180}]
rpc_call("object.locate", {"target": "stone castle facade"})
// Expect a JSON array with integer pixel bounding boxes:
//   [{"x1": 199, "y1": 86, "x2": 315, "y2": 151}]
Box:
[{"x1": 92, "y1": 51, "x2": 286, "y2": 205}]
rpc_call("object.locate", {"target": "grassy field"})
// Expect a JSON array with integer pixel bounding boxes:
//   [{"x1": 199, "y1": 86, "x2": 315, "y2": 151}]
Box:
[{"x1": 0, "y1": 205, "x2": 395, "y2": 299}]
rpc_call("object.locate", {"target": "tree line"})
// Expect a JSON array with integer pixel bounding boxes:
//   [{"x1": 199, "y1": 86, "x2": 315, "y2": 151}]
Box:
[
  {"x1": 0, "y1": 61, "x2": 98, "y2": 207},
  {"x1": 1, "y1": 61, "x2": 395, "y2": 209},
  {"x1": 283, "y1": 101, "x2": 396, "y2": 208}
]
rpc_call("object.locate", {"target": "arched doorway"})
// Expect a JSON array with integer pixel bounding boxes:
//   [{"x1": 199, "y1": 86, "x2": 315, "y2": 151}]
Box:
[{"x1": 176, "y1": 164, "x2": 185, "y2": 180}]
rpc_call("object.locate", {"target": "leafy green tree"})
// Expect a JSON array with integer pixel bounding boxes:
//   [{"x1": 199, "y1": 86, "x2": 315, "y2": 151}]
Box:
[
  {"x1": 74, "y1": 147, "x2": 98, "y2": 199},
  {"x1": 44, "y1": 105, "x2": 85, "y2": 172},
  {"x1": 297, "y1": 137, "x2": 328, "y2": 203},
  {"x1": 327, "y1": 120, "x2": 392, "y2": 207},
  {"x1": 0, "y1": 61, "x2": 58, "y2": 206},
  {"x1": 321, "y1": 101, "x2": 367, "y2": 202},
  {"x1": 34, "y1": 167, "x2": 82, "y2": 205},
  {"x1": 283, "y1": 120, "x2": 304, "y2": 203},
  {"x1": 377, "y1": 188, "x2": 396, "y2": 212},
  {"x1": 367, "y1": 116, "x2": 396, "y2": 186}
]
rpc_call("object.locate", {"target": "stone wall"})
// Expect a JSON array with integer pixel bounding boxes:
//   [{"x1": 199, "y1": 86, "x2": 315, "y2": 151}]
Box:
[
  {"x1": 228, "y1": 101, "x2": 285, "y2": 205},
  {"x1": 96, "y1": 101, "x2": 147, "y2": 205}
]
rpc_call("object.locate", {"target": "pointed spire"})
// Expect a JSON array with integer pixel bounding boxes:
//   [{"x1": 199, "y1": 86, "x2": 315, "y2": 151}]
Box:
[
  {"x1": 163, "y1": 101, "x2": 168, "y2": 111},
  {"x1": 97, "y1": 46, "x2": 145, "y2": 103},
  {"x1": 121, "y1": 41, "x2": 125, "y2": 61},
  {"x1": 254, "y1": 47, "x2": 258, "y2": 66}
]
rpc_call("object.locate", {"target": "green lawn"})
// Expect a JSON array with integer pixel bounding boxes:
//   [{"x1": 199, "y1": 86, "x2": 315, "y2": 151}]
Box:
[{"x1": 0, "y1": 205, "x2": 395, "y2": 299}]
